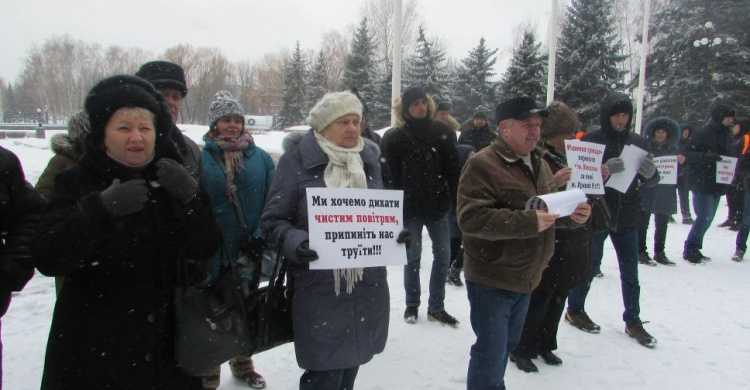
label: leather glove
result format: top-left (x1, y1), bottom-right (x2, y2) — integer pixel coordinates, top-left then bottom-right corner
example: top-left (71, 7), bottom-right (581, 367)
top-left (396, 229), bottom-right (411, 248)
top-left (638, 154), bottom-right (657, 179)
top-left (705, 152), bottom-right (722, 162)
top-left (100, 178), bottom-right (149, 217)
top-left (605, 157), bottom-right (625, 174)
top-left (155, 158), bottom-right (198, 203)
top-left (296, 241), bottom-right (319, 263)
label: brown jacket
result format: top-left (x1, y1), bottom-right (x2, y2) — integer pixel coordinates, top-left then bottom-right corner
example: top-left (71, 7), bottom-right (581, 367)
top-left (457, 135), bottom-right (561, 293)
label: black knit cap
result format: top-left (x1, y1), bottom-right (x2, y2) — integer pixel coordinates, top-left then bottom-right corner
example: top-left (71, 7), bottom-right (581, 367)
top-left (495, 96), bottom-right (549, 124)
top-left (84, 75), bottom-right (174, 149)
top-left (136, 61), bottom-right (188, 97)
top-left (401, 86), bottom-right (427, 110)
top-left (710, 103), bottom-right (735, 122)
top-left (473, 110), bottom-right (488, 120)
top-left (436, 101), bottom-right (452, 112)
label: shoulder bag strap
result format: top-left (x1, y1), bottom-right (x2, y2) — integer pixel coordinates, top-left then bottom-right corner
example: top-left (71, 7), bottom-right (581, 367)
top-left (210, 152), bottom-right (248, 231)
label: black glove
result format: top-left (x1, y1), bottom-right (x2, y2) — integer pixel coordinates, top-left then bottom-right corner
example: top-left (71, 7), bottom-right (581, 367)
top-left (296, 241), bottom-right (319, 263)
top-left (705, 152), bottom-right (722, 162)
top-left (396, 229), bottom-right (411, 248)
top-left (155, 158), bottom-right (198, 203)
top-left (100, 178), bottom-right (149, 217)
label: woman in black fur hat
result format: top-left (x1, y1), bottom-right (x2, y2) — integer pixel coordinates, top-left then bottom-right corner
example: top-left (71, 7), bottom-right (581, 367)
top-left (32, 75), bottom-right (220, 390)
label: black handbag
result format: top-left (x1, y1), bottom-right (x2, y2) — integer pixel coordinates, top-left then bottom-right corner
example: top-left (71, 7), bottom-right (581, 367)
top-left (174, 241), bottom-right (251, 376)
top-left (244, 244), bottom-right (294, 354)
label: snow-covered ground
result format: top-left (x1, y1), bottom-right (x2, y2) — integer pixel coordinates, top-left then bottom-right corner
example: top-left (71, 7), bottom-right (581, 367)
top-left (3, 129), bottom-right (750, 390)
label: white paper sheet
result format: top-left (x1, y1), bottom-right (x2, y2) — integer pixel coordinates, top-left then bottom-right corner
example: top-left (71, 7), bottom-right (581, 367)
top-left (605, 144), bottom-right (648, 193)
top-left (525, 189), bottom-right (587, 217)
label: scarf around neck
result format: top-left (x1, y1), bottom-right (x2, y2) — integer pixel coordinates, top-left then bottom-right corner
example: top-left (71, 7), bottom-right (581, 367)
top-left (213, 133), bottom-right (252, 201)
top-left (313, 131), bottom-right (367, 295)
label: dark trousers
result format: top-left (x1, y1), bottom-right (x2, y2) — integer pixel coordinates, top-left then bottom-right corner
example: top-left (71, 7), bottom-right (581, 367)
top-left (300, 366), bottom-right (359, 390)
top-left (449, 237), bottom-right (463, 271)
top-left (727, 184), bottom-right (744, 222)
top-left (638, 212), bottom-right (670, 255)
top-left (512, 289), bottom-right (567, 358)
top-left (677, 176), bottom-right (692, 218)
top-left (735, 192), bottom-right (750, 252)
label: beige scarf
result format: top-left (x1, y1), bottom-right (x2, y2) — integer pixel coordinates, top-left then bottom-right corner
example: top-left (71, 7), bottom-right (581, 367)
top-left (314, 132), bottom-right (367, 295)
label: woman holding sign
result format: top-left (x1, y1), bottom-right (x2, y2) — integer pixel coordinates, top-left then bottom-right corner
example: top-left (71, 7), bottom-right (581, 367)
top-left (637, 117), bottom-right (681, 266)
top-left (260, 91), bottom-right (409, 390)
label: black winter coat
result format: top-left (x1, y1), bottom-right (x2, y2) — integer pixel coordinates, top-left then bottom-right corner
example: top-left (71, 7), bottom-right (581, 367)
top-left (458, 123), bottom-right (496, 152)
top-left (381, 118), bottom-right (460, 219)
top-left (640, 117), bottom-right (680, 216)
top-left (536, 143), bottom-right (591, 291)
top-left (0, 146), bottom-right (45, 317)
top-left (260, 131), bottom-right (390, 371)
top-left (32, 142), bottom-right (220, 389)
top-left (582, 94), bottom-right (658, 233)
top-left (684, 119), bottom-right (733, 195)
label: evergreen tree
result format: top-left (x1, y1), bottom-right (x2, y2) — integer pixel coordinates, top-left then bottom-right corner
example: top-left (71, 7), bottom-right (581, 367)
top-left (452, 37), bottom-right (499, 120)
top-left (499, 30), bottom-right (547, 103)
top-left (278, 42), bottom-right (307, 128)
top-left (370, 65), bottom-right (394, 128)
top-left (341, 18), bottom-right (376, 100)
top-left (305, 50), bottom-right (328, 113)
top-left (406, 25), bottom-right (449, 99)
top-left (556, 0), bottom-right (627, 126)
top-left (644, 0), bottom-right (750, 126)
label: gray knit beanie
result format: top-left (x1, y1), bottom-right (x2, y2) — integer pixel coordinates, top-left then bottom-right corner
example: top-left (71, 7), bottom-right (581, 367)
top-left (208, 90), bottom-right (244, 130)
top-left (307, 91), bottom-right (362, 132)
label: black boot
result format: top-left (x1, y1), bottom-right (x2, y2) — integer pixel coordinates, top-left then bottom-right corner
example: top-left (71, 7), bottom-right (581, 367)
top-left (447, 266), bottom-right (463, 287)
top-left (509, 352), bottom-right (538, 373)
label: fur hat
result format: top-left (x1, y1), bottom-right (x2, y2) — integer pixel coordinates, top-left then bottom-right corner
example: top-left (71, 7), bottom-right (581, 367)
top-left (401, 86), bottom-right (427, 112)
top-left (495, 96), bottom-right (549, 124)
top-left (541, 101), bottom-right (579, 140)
top-left (67, 110), bottom-right (91, 147)
top-left (307, 91), bottom-right (362, 132)
top-left (208, 91), bottom-right (244, 130)
top-left (710, 103), bottom-right (735, 123)
top-left (84, 75), bottom-right (172, 144)
top-left (135, 61), bottom-right (188, 96)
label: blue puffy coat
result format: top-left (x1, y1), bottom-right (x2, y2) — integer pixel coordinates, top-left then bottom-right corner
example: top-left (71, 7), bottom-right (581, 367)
top-left (201, 136), bottom-right (275, 268)
top-left (260, 130), bottom-right (390, 371)
top-left (640, 117), bottom-right (681, 215)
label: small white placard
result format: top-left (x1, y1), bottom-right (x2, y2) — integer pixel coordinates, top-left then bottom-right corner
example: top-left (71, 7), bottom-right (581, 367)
top-left (653, 156), bottom-right (678, 185)
top-left (525, 189), bottom-right (587, 217)
top-left (564, 140), bottom-right (606, 195)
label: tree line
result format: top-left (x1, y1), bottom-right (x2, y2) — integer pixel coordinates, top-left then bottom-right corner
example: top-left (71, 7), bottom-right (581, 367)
top-left (1, 0), bottom-right (748, 131)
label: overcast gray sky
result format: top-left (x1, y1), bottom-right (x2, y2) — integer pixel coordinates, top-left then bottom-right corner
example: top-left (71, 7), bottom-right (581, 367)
top-left (0, 0), bottom-right (567, 83)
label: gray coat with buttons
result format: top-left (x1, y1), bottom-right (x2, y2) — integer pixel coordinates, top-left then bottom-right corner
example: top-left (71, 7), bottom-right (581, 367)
top-left (260, 130), bottom-right (390, 371)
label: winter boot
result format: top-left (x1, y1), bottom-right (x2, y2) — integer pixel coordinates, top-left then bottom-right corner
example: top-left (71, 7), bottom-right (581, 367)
top-left (683, 252), bottom-right (705, 264)
top-left (202, 366), bottom-right (221, 390)
top-left (229, 357), bottom-right (267, 389)
top-left (653, 252), bottom-right (676, 266)
top-left (564, 311), bottom-right (601, 333)
top-left (682, 216), bottom-right (694, 225)
top-left (731, 250), bottom-right (744, 262)
top-left (404, 306), bottom-right (418, 324)
top-left (625, 321), bottom-right (657, 348)
top-left (718, 219), bottom-right (733, 228)
top-left (427, 310), bottom-right (460, 328)
top-left (447, 265), bottom-right (463, 287)
top-left (638, 252), bottom-right (657, 267)
top-left (539, 350), bottom-right (563, 366)
top-left (509, 352), bottom-right (538, 373)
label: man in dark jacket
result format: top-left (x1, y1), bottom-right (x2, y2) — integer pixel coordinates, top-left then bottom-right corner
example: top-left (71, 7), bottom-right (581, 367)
top-left (136, 61), bottom-right (203, 181)
top-left (459, 110), bottom-right (496, 152)
top-left (683, 103), bottom-right (735, 263)
top-left (457, 97), bottom-right (590, 389)
top-left (566, 93), bottom-right (659, 348)
top-left (381, 86), bottom-right (461, 327)
top-left (677, 124), bottom-right (693, 224)
top-left (0, 146), bottom-right (45, 385)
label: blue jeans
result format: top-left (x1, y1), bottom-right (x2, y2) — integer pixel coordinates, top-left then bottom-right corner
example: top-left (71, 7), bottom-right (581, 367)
top-left (735, 193), bottom-right (750, 252)
top-left (300, 366), bottom-right (359, 390)
top-left (466, 281), bottom-right (530, 390)
top-left (684, 192), bottom-right (721, 254)
top-left (404, 212), bottom-right (451, 313)
top-left (568, 229), bottom-right (641, 325)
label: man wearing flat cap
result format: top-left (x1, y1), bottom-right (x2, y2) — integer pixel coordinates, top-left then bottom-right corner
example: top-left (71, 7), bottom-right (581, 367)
top-left (459, 110), bottom-right (496, 152)
top-left (136, 61), bottom-right (202, 181)
top-left (381, 86), bottom-right (461, 328)
top-left (457, 96), bottom-right (591, 390)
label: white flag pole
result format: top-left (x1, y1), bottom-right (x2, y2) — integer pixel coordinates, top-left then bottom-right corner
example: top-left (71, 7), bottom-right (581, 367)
top-left (546, 0), bottom-right (559, 105)
top-left (391, 0), bottom-right (403, 128)
top-left (634, 0), bottom-right (652, 135)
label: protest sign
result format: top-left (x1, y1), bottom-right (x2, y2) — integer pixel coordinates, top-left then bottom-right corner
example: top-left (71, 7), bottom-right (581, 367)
top-left (605, 144), bottom-right (648, 193)
top-left (564, 140), bottom-right (605, 194)
top-left (306, 187), bottom-right (406, 270)
top-left (653, 156), bottom-right (678, 185)
top-left (526, 189), bottom-right (587, 217)
top-left (716, 156), bottom-right (738, 185)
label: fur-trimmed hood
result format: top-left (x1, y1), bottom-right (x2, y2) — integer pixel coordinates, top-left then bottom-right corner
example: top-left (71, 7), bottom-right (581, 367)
top-left (50, 134), bottom-right (84, 162)
top-left (644, 116), bottom-right (681, 148)
top-left (436, 114), bottom-right (461, 132)
top-left (392, 94), bottom-right (437, 127)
